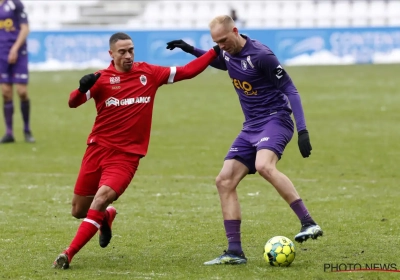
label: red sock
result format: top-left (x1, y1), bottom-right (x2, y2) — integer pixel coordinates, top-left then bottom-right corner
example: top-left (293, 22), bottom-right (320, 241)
top-left (66, 209), bottom-right (105, 261)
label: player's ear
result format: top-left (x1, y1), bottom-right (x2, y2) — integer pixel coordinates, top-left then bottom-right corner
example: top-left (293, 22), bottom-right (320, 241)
top-left (108, 50), bottom-right (113, 59)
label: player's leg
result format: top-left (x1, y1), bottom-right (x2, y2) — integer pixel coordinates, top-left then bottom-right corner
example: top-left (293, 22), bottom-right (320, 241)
top-left (53, 186), bottom-right (115, 270)
top-left (256, 149), bottom-right (300, 203)
top-left (15, 83), bottom-right (34, 142)
top-left (0, 83), bottom-right (14, 143)
top-left (53, 144), bottom-right (102, 269)
top-left (69, 145), bottom-right (103, 218)
top-left (53, 146), bottom-right (140, 269)
top-left (204, 135), bottom-right (253, 265)
top-left (95, 151), bottom-right (140, 249)
top-left (254, 114), bottom-right (322, 243)
top-left (0, 55), bottom-right (14, 143)
top-left (13, 52), bottom-right (34, 142)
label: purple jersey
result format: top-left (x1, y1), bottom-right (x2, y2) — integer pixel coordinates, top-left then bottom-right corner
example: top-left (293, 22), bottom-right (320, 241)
top-left (0, 0), bottom-right (28, 51)
top-left (193, 35), bottom-right (307, 132)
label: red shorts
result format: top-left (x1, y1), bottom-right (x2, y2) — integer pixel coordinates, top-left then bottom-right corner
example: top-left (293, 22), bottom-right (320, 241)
top-left (74, 144), bottom-right (140, 197)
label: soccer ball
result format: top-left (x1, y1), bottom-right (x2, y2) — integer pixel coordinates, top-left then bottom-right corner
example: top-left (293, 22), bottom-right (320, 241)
top-left (263, 236), bottom-right (296, 267)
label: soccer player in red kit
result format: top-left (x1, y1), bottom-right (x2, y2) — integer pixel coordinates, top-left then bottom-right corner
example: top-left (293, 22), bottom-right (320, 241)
top-left (52, 32), bottom-right (220, 269)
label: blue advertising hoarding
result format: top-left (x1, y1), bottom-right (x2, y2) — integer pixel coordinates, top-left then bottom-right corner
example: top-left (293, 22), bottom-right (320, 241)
top-left (27, 27), bottom-right (400, 70)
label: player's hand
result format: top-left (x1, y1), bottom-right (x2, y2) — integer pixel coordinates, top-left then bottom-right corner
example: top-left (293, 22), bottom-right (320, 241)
top-left (78, 73), bottom-right (101, 93)
top-left (298, 129), bottom-right (312, 158)
top-left (212, 45), bottom-right (221, 56)
top-left (8, 47), bottom-right (18, 64)
top-left (166, 39), bottom-right (194, 54)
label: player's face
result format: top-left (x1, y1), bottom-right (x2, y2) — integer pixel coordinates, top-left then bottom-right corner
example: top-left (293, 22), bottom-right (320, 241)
top-left (109, 39), bottom-right (134, 72)
top-left (210, 24), bottom-right (240, 55)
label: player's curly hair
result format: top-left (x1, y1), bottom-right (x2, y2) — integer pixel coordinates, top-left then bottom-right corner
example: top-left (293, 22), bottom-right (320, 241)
top-left (109, 32), bottom-right (132, 47)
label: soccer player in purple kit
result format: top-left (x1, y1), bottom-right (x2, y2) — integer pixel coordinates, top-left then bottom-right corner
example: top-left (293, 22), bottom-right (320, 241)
top-left (0, 0), bottom-right (34, 143)
top-left (166, 15), bottom-right (323, 265)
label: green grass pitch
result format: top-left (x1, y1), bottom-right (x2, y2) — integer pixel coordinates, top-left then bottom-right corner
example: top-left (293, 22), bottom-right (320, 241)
top-left (0, 64), bottom-right (399, 279)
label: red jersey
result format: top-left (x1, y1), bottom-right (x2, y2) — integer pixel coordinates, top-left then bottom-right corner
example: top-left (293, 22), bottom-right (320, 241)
top-left (68, 48), bottom-right (217, 156)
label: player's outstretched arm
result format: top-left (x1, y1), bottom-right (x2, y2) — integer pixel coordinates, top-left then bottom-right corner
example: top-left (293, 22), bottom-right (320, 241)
top-left (166, 40), bottom-right (227, 71)
top-left (68, 73), bottom-right (101, 108)
top-left (172, 46), bottom-right (220, 82)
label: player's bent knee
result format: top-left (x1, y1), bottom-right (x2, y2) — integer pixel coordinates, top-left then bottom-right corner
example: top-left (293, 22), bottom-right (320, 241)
top-left (91, 185), bottom-right (118, 210)
top-left (215, 174), bottom-right (236, 192)
top-left (71, 208), bottom-right (87, 219)
top-left (71, 201), bottom-right (91, 218)
top-left (256, 164), bottom-right (276, 181)
top-left (71, 194), bottom-right (93, 218)
top-left (71, 202), bottom-right (91, 218)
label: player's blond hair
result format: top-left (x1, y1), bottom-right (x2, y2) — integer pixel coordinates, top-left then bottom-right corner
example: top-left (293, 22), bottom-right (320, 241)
top-left (209, 15), bottom-right (235, 30)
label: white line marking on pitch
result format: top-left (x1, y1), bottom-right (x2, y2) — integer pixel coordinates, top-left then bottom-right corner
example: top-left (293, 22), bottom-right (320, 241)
top-left (1, 172), bottom-right (377, 184)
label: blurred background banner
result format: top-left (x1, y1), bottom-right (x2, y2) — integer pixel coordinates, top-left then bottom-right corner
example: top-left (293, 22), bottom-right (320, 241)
top-left (27, 27), bottom-right (400, 71)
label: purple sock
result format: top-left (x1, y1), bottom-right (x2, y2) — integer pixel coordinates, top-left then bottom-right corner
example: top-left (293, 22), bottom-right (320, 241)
top-left (20, 100), bottom-right (30, 133)
top-left (290, 199), bottom-right (315, 225)
top-left (224, 220), bottom-right (242, 254)
top-left (3, 100), bottom-right (14, 135)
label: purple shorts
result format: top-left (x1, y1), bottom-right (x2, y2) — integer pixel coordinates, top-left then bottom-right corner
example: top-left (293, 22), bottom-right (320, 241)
top-left (225, 112), bottom-right (294, 174)
top-left (0, 49), bottom-right (29, 84)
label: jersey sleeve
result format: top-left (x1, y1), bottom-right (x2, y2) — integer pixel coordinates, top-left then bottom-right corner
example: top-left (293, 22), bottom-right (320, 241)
top-left (151, 65), bottom-right (177, 86)
top-left (68, 72), bottom-right (101, 108)
top-left (257, 53), bottom-right (292, 89)
top-left (192, 47), bottom-right (227, 70)
top-left (151, 48), bottom-right (218, 86)
top-left (12, 0), bottom-right (28, 24)
top-left (258, 53), bottom-right (307, 132)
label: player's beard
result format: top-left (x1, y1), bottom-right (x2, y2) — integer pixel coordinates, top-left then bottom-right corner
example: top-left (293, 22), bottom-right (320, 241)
top-left (123, 61), bottom-right (133, 71)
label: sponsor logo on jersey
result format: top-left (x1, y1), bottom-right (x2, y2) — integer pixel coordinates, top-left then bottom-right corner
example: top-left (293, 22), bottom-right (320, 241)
top-left (109, 76), bottom-right (120, 84)
top-left (0, 18), bottom-right (15, 32)
top-left (105, 97), bottom-right (120, 107)
top-left (232, 78), bottom-right (257, 96)
top-left (105, 96), bottom-right (151, 107)
top-left (140, 75), bottom-right (147, 85)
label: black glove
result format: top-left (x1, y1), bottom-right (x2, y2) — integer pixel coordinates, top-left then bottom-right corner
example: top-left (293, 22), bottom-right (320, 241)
top-left (212, 45), bottom-right (221, 56)
top-left (298, 129), bottom-right (312, 158)
top-left (166, 39), bottom-right (194, 54)
top-left (78, 73), bottom-right (101, 93)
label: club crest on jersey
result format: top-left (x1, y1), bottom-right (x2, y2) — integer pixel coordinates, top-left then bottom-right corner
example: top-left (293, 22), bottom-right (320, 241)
top-left (110, 76), bottom-right (120, 84)
top-left (140, 75), bottom-right (147, 85)
top-left (241, 60), bottom-right (248, 70)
